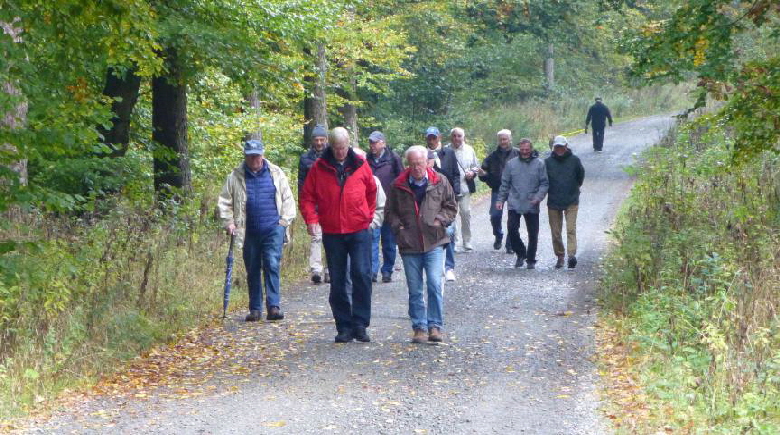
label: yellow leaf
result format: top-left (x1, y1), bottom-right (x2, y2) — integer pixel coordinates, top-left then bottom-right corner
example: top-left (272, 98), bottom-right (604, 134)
top-left (262, 421), bottom-right (287, 427)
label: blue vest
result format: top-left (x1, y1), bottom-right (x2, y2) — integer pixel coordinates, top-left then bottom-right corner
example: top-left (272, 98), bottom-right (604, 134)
top-left (245, 163), bottom-right (280, 235)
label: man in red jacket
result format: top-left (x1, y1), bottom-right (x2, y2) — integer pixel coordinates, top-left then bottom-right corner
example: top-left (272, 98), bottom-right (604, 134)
top-left (300, 127), bottom-right (378, 343)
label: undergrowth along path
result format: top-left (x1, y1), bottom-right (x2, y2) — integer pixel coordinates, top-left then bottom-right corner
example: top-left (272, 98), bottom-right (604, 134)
top-left (18, 115), bottom-right (675, 434)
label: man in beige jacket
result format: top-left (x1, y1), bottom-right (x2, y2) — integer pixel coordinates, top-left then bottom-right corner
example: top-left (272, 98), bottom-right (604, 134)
top-left (218, 139), bottom-right (296, 322)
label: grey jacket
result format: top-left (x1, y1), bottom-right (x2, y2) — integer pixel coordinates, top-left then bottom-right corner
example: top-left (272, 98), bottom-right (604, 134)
top-left (497, 154), bottom-right (549, 213)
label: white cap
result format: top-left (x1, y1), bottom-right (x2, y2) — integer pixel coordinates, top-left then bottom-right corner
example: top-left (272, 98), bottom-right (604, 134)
top-left (552, 135), bottom-right (568, 147)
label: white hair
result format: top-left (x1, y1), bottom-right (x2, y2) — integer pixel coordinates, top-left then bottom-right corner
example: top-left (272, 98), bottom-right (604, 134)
top-left (450, 127), bottom-right (465, 137)
top-left (329, 127), bottom-right (351, 148)
top-left (405, 145), bottom-right (428, 162)
top-left (497, 129), bottom-right (512, 138)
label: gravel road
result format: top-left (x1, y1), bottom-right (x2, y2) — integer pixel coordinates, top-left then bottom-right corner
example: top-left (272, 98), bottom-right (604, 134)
top-left (24, 115), bottom-right (674, 435)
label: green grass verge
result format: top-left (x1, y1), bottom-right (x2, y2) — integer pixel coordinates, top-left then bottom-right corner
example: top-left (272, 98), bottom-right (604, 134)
top-left (598, 118), bottom-right (780, 434)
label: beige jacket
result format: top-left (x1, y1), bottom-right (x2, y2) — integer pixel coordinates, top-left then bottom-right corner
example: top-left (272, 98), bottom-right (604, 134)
top-left (370, 175), bottom-right (386, 230)
top-left (217, 160), bottom-right (296, 249)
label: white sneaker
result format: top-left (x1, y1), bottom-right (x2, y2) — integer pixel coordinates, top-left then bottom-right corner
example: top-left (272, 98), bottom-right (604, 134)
top-left (445, 269), bottom-right (456, 282)
top-left (463, 244), bottom-right (474, 252)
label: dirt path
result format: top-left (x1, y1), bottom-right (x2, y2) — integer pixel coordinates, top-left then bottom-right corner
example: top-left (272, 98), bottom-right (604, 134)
top-left (23, 115), bottom-right (674, 434)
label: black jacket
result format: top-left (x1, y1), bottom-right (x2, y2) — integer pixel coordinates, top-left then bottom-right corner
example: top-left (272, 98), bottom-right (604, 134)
top-left (545, 149), bottom-right (585, 210)
top-left (367, 149), bottom-right (404, 194)
top-left (479, 146), bottom-right (519, 191)
top-left (585, 102), bottom-right (613, 129)
top-left (431, 146), bottom-right (461, 197)
top-left (297, 148), bottom-right (325, 190)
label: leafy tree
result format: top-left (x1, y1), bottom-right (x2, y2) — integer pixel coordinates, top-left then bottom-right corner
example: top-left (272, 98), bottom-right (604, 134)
top-left (620, 0), bottom-right (780, 157)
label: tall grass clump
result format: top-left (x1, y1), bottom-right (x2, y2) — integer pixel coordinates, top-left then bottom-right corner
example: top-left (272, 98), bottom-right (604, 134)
top-left (599, 116), bottom-right (780, 433)
top-left (465, 83), bottom-right (694, 147)
top-left (0, 192), bottom-right (311, 417)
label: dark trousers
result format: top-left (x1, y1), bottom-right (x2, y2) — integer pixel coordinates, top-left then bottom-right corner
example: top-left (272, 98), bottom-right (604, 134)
top-left (507, 210), bottom-right (539, 262)
top-left (490, 190), bottom-right (510, 247)
top-left (323, 230), bottom-right (373, 332)
top-left (592, 126), bottom-right (605, 151)
top-left (243, 226), bottom-right (285, 312)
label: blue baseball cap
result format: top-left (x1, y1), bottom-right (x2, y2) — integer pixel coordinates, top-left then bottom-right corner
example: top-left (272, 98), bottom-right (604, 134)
top-left (243, 139), bottom-right (265, 155)
top-left (368, 131), bottom-right (386, 142)
top-left (425, 126), bottom-right (440, 137)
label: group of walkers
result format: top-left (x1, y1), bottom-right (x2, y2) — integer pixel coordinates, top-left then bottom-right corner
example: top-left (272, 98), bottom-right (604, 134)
top-left (217, 98), bottom-right (612, 344)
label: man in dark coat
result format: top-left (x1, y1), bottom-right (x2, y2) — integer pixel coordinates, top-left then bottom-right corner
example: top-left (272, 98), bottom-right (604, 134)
top-left (545, 135), bottom-right (585, 269)
top-left (585, 97), bottom-right (613, 152)
top-left (425, 126), bottom-right (460, 282)
top-left (298, 125), bottom-right (329, 284)
top-left (478, 129), bottom-right (519, 253)
top-left (366, 131), bottom-right (404, 283)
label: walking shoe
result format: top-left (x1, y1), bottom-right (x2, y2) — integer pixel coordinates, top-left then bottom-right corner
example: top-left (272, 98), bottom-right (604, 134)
top-left (463, 244), bottom-right (474, 252)
top-left (555, 256), bottom-right (565, 269)
top-left (506, 246), bottom-right (514, 255)
top-left (382, 272), bottom-right (392, 283)
top-left (266, 306), bottom-right (284, 321)
top-left (514, 257), bottom-right (524, 268)
top-left (411, 329), bottom-right (427, 344)
top-left (371, 273), bottom-right (378, 283)
top-left (353, 327), bottom-right (371, 343)
top-left (245, 310), bottom-right (262, 322)
top-left (567, 256), bottom-right (577, 269)
top-left (445, 269), bottom-right (456, 282)
top-left (335, 330), bottom-right (353, 343)
top-left (526, 261), bottom-right (536, 270)
top-left (311, 273), bottom-right (322, 284)
top-left (493, 236), bottom-right (502, 250)
top-left (428, 327), bottom-right (443, 343)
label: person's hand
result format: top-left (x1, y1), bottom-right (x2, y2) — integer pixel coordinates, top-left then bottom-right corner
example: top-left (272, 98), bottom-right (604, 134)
top-left (495, 202), bottom-right (503, 210)
top-left (433, 219), bottom-right (442, 226)
top-left (477, 168), bottom-right (486, 176)
top-left (307, 223), bottom-right (320, 236)
top-left (226, 224), bottom-right (236, 236)
top-left (465, 170), bottom-right (475, 180)
top-left (530, 198), bottom-right (540, 206)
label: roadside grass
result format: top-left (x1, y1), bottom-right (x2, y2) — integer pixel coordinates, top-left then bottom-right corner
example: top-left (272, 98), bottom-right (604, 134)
top-left (466, 83), bottom-right (694, 148)
top-left (0, 191), bottom-right (310, 419)
top-left (598, 119), bottom-right (780, 433)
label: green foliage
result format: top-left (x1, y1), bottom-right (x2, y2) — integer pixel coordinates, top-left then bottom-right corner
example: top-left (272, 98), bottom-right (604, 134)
top-left (621, 0), bottom-right (780, 157)
top-left (600, 118), bottom-right (780, 433)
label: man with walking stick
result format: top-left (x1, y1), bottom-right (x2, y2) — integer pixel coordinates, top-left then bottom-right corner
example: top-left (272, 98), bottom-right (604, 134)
top-left (218, 139), bottom-right (297, 322)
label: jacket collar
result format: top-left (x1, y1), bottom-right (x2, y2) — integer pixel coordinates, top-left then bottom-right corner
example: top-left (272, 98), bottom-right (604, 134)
top-left (394, 167), bottom-right (440, 189)
top-left (319, 147), bottom-right (364, 171)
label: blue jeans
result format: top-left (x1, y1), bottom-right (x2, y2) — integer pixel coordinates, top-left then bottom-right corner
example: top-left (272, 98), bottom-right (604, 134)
top-left (444, 224), bottom-right (455, 271)
top-left (370, 227), bottom-right (381, 275)
top-left (242, 225), bottom-right (285, 312)
top-left (379, 221), bottom-right (398, 275)
top-left (401, 246), bottom-right (444, 331)
top-left (323, 230), bottom-right (373, 332)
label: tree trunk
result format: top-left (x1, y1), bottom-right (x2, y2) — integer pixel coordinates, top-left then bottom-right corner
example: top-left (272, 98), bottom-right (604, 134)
top-left (303, 43), bottom-right (328, 144)
top-left (1, 19), bottom-right (27, 222)
top-left (99, 67), bottom-right (141, 157)
top-left (544, 42), bottom-right (555, 90)
top-left (243, 90), bottom-right (262, 141)
top-left (152, 48), bottom-right (192, 198)
top-left (337, 76), bottom-right (359, 148)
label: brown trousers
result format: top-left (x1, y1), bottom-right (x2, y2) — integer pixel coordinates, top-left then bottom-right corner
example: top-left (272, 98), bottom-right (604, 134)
top-left (548, 204), bottom-right (578, 257)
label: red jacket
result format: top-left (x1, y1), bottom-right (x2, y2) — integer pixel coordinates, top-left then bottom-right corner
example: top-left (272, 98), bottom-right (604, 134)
top-left (300, 148), bottom-right (377, 234)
